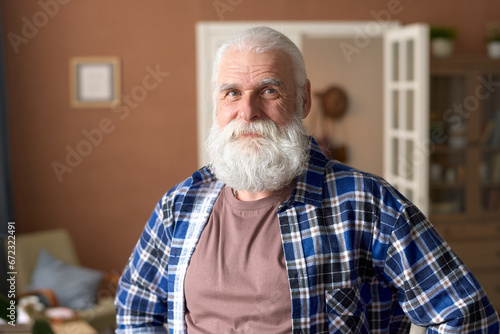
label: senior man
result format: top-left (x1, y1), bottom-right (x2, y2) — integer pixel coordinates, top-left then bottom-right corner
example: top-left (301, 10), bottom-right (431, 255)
top-left (115, 27), bottom-right (499, 333)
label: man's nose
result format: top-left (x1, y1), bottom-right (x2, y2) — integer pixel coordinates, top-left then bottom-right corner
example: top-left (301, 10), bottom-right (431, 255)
top-left (238, 94), bottom-right (262, 122)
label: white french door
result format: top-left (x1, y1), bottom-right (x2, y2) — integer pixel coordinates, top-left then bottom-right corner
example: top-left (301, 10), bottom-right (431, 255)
top-left (383, 24), bottom-right (430, 215)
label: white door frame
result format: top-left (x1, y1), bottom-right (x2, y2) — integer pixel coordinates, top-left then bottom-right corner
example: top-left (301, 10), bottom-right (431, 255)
top-left (196, 20), bottom-right (401, 167)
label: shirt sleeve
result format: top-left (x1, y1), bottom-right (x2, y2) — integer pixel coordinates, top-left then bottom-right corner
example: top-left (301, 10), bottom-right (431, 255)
top-left (383, 204), bottom-right (500, 332)
top-left (114, 198), bottom-right (171, 333)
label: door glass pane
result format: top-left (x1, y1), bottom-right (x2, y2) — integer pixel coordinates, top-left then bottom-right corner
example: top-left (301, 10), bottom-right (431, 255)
top-left (406, 90), bottom-right (414, 131)
top-left (481, 152), bottom-right (500, 211)
top-left (429, 148), bottom-right (466, 215)
top-left (392, 42), bottom-right (399, 82)
top-left (392, 90), bottom-right (399, 129)
top-left (405, 140), bottom-right (414, 180)
top-left (430, 76), bottom-right (467, 148)
top-left (430, 188), bottom-right (464, 214)
top-left (406, 39), bottom-right (414, 81)
top-left (405, 188), bottom-right (414, 203)
top-left (392, 138), bottom-right (399, 176)
top-left (480, 74), bottom-right (500, 212)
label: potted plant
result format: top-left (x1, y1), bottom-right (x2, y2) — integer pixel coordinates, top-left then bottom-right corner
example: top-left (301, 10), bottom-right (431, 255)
top-left (430, 26), bottom-right (456, 58)
top-left (486, 21), bottom-right (500, 59)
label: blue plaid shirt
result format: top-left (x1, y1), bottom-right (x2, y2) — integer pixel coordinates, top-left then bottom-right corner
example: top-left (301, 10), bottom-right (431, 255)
top-left (115, 137), bottom-right (499, 333)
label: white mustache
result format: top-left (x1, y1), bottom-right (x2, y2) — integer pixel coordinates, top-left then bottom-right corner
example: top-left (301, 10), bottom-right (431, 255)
top-left (225, 120), bottom-right (281, 140)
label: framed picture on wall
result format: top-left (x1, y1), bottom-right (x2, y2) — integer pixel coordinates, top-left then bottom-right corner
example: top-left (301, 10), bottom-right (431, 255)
top-left (69, 56), bottom-right (121, 108)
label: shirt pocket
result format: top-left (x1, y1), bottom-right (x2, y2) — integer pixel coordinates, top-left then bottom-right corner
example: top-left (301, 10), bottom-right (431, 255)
top-left (325, 287), bottom-right (368, 334)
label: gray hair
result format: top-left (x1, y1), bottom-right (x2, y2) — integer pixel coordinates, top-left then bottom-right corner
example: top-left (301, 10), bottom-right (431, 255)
top-left (211, 26), bottom-right (308, 117)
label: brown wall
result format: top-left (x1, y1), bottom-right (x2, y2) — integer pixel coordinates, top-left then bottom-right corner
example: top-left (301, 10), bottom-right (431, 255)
top-left (2, 0), bottom-right (500, 273)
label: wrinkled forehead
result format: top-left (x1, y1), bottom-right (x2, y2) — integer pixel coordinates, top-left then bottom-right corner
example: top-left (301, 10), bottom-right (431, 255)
top-left (217, 48), bottom-right (294, 84)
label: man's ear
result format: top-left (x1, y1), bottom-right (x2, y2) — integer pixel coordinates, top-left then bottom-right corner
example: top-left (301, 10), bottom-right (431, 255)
top-left (301, 80), bottom-right (312, 119)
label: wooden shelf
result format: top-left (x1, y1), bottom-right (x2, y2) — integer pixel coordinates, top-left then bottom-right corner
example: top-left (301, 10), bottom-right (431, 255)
top-left (431, 145), bottom-right (467, 153)
top-left (431, 56), bottom-right (500, 72)
top-left (482, 181), bottom-right (500, 188)
top-left (430, 181), bottom-right (465, 189)
top-left (481, 146), bottom-right (500, 153)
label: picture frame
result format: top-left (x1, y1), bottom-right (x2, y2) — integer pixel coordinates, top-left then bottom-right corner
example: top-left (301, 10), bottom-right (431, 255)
top-left (69, 56), bottom-right (121, 108)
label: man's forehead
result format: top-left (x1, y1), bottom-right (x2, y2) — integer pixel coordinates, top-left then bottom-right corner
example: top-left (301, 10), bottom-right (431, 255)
top-left (217, 48), bottom-right (293, 84)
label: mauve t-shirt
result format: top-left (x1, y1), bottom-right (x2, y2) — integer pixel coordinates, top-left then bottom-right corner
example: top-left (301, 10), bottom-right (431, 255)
top-left (184, 184), bottom-right (294, 333)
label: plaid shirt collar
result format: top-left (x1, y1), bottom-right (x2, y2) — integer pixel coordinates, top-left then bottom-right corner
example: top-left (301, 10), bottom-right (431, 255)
top-left (290, 138), bottom-right (328, 208)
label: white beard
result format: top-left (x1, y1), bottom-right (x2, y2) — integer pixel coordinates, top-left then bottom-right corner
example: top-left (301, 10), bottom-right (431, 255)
top-left (206, 117), bottom-right (310, 193)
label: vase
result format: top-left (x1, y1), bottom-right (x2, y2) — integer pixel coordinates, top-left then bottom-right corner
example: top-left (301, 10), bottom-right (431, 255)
top-left (487, 41), bottom-right (500, 59)
top-left (431, 38), bottom-right (454, 58)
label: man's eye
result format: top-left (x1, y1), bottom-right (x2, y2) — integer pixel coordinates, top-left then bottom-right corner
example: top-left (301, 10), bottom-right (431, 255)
top-left (264, 88), bottom-right (277, 94)
top-left (227, 91), bottom-right (239, 97)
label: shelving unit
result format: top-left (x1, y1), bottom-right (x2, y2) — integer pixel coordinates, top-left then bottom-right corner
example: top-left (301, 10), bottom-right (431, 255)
top-left (429, 56), bottom-right (500, 311)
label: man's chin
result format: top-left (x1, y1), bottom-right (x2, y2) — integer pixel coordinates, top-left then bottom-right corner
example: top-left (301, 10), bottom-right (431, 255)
top-left (211, 156), bottom-right (299, 193)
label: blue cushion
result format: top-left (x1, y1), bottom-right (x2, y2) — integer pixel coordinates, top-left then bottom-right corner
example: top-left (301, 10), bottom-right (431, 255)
top-left (28, 249), bottom-right (103, 310)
